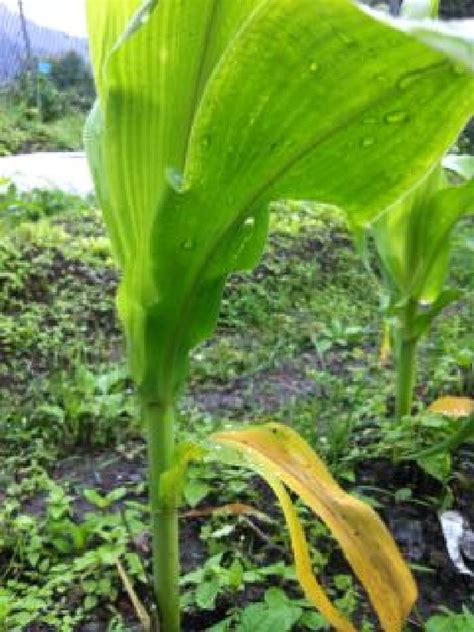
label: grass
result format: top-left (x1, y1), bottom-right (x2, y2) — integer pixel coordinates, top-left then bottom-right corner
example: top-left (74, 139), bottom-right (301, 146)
top-left (0, 188), bottom-right (473, 630)
top-left (0, 95), bottom-right (86, 156)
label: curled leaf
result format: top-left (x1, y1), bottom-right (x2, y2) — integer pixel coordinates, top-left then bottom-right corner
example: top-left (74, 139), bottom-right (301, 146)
top-left (212, 423), bottom-right (417, 632)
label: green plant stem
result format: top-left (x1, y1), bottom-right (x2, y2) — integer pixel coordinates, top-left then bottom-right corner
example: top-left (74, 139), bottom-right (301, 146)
top-left (144, 401), bottom-right (180, 632)
top-left (395, 300), bottom-right (418, 420)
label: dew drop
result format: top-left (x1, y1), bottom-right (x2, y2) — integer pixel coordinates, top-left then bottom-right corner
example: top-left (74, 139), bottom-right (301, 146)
top-left (244, 217), bottom-right (256, 229)
top-left (165, 167), bottom-right (187, 193)
top-left (229, 217), bottom-right (257, 264)
top-left (309, 61), bottom-right (319, 73)
top-left (181, 239), bottom-right (195, 251)
top-left (360, 137), bottom-right (375, 148)
top-left (384, 110), bottom-right (409, 124)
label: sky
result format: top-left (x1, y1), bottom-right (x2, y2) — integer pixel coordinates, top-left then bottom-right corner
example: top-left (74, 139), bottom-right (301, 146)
top-left (1, 0), bottom-right (87, 37)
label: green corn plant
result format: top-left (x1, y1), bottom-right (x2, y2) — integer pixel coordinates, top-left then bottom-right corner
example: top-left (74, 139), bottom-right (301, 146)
top-left (85, 0), bottom-right (474, 629)
top-left (363, 156), bottom-right (474, 419)
top-left (355, 0), bottom-right (474, 420)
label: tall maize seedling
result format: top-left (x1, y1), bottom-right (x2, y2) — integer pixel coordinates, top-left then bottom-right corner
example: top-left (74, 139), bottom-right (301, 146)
top-left (84, 0), bottom-right (474, 629)
top-left (354, 0), bottom-right (474, 420)
top-left (358, 155), bottom-right (474, 419)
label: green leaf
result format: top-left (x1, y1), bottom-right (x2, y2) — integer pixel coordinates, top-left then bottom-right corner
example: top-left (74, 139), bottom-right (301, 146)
top-left (413, 178), bottom-right (474, 300)
top-left (83, 488), bottom-right (108, 510)
top-left (228, 559), bottom-right (244, 590)
top-left (426, 610), bottom-right (474, 632)
top-left (239, 596), bottom-right (302, 632)
top-left (416, 452), bottom-right (451, 482)
top-left (159, 443), bottom-right (203, 509)
top-left (371, 166), bottom-right (474, 306)
top-left (183, 479), bottom-right (210, 508)
top-left (195, 577), bottom-right (220, 610)
top-left (86, 0), bottom-right (474, 400)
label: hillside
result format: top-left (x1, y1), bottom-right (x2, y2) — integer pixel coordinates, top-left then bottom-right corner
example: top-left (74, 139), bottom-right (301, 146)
top-left (0, 3), bottom-right (89, 84)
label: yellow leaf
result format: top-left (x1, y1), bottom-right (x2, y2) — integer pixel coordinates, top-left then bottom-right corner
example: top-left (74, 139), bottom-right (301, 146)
top-left (429, 396), bottom-right (474, 418)
top-left (212, 423), bottom-right (417, 632)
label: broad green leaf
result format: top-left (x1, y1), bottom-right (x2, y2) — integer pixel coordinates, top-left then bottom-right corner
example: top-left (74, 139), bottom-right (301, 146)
top-left (86, 0), bottom-right (474, 400)
top-left (212, 423), bottom-right (417, 632)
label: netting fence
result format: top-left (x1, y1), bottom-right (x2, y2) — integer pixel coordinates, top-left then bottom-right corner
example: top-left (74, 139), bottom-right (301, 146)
top-left (0, 1), bottom-right (89, 88)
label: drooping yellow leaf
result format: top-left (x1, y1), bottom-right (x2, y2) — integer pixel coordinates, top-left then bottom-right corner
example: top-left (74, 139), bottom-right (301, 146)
top-left (429, 396), bottom-right (474, 418)
top-left (212, 423), bottom-right (417, 632)
top-left (264, 471), bottom-right (356, 631)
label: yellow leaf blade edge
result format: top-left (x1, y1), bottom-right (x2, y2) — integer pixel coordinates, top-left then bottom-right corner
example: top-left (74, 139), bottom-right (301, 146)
top-left (212, 423), bottom-right (417, 632)
top-left (265, 468), bottom-right (355, 631)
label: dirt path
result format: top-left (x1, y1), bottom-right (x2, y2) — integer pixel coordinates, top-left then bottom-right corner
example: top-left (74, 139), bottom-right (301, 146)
top-left (0, 151), bottom-right (93, 196)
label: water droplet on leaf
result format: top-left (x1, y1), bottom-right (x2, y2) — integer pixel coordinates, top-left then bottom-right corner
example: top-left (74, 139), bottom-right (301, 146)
top-left (244, 217), bottom-right (256, 229)
top-left (360, 137), bottom-right (375, 148)
top-left (165, 167), bottom-right (187, 193)
top-left (181, 239), bottom-right (195, 251)
top-left (384, 110), bottom-right (409, 124)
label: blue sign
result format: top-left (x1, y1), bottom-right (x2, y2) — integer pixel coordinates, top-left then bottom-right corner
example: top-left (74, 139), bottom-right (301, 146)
top-left (37, 62), bottom-right (52, 76)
